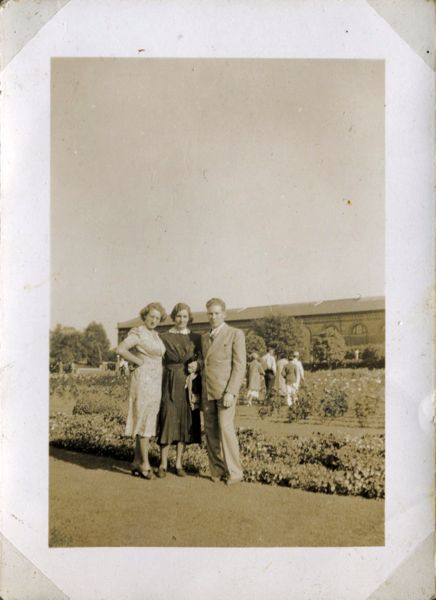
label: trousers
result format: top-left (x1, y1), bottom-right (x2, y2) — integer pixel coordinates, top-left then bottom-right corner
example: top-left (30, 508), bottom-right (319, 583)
top-left (202, 398), bottom-right (243, 481)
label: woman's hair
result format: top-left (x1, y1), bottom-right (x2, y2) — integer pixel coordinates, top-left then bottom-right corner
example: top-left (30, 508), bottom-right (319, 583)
top-left (139, 302), bottom-right (167, 322)
top-left (250, 352), bottom-right (259, 360)
top-left (171, 302), bottom-right (194, 324)
top-left (206, 297), bottom-right (226, 311)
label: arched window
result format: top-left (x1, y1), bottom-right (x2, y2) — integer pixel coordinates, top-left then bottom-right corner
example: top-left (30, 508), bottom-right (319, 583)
top-left (351, 324), bottom-right (367, 335)
top-left (350, 323), bottom-right (368, 344)
top-left (324, 325), bottom-right (339, 334)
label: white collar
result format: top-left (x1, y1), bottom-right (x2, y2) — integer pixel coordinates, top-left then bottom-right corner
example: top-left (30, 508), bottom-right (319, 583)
top-left (210, 322), bottom-right (226, 336)
top-left (168, 327), bottom-right (191, 335)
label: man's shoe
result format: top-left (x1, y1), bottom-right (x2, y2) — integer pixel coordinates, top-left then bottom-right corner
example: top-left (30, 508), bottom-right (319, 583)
top-left (210, 474), bottom-right (226, 483)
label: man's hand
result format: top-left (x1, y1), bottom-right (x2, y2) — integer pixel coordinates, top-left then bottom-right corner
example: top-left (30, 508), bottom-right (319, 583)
top-left (222, 392), bottom-right (235, 408)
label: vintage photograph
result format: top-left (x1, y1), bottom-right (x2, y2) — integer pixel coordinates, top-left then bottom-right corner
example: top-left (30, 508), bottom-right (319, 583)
top-left (49, 57), bottom-right (385, 547)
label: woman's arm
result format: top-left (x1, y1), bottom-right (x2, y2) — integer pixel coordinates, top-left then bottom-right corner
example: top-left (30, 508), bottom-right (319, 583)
top-left (116, 337), bottom-right (143, 367)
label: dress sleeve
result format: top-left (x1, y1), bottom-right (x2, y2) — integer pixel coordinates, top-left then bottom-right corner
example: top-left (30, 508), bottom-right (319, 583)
top-left (122, 327), bottom-right (141, 349)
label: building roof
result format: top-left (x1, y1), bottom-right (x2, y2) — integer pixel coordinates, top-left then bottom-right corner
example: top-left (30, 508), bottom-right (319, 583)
top-left (117, 296), bottom-right (385, 329)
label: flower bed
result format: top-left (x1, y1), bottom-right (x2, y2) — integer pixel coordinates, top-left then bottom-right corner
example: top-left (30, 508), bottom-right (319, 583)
top-left (49, 414), bottom-right (384, 499)
top-left (257, 368), bottom-right (384, 428)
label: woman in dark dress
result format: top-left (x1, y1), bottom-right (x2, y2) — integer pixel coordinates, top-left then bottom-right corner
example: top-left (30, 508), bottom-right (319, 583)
top-left (156, 303), bottom-right (202, 477)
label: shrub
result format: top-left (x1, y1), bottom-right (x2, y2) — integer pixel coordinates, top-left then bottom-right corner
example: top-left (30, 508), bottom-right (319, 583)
top-left (360, 345), bottom-right (385, 368)
top-left (319, 382), bottom-right (349, 418)
top-left (311, 330), bottom-right (347, 367)
top-left (49, 416), bottom-right (384, 498)
top-left (73, 395), bottom-right (127, 424)
top-left (245, 330), bottom-right (267, 358)
top-left (287, 386), bottom-right (312, 422)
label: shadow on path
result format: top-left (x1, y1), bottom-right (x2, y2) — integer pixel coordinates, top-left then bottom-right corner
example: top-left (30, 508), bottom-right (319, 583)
top-left (49, 445), bottom-right (212, 481)
top-left (50, 445), bottom-right (132, 475)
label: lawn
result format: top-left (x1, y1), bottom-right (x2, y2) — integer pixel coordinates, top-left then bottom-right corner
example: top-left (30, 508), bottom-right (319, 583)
top-left (49, 370), bottom-right (385, 547)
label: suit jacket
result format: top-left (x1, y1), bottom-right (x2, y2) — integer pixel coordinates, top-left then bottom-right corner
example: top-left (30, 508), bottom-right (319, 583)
top-left (282, 361), bottom-right (299, 385)
top-left (200, 323), bottom-right (246, 400)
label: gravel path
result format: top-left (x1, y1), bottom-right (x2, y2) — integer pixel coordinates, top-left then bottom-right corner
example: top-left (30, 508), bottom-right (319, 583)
top-left (50, 448), bottom-right (384, 547)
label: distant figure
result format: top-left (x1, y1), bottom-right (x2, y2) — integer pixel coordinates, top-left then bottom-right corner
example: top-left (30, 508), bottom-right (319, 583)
top-left (261, 347), bottom-right (276, 400)
top-left (246, 352), bottom-right (264, 406)
top-left (275, 353), bottom-right (289, 399)
top-left (119, 357), bottom-right (129, 378)
top-left (282, 359), bottom-right (300, 407)
top-left (291, 351), bottom-right (305, 383)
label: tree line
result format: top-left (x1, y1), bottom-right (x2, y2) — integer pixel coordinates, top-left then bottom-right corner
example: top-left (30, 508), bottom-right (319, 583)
top-left (50, 316), bottom-right (384, 371)
top-left (50, 322), bottom-right (114, 369)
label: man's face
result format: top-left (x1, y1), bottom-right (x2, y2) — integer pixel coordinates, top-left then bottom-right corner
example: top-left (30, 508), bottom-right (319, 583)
top-left (207, 304), bottom-right (226, 329)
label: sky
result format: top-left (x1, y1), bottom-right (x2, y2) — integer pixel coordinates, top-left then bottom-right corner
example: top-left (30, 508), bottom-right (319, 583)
top-left (51, 58), bottom-right (384, 346)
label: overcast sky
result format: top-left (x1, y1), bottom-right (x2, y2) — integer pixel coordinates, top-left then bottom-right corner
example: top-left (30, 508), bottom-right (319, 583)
top-left (51, 58), bottom-right (384, 345)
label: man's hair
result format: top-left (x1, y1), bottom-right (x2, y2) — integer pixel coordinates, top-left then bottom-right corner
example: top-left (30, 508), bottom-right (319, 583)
top-left (206, 298), bottom-right (226, 311)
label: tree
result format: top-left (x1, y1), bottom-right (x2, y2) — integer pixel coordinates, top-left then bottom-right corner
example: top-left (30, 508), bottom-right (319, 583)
top-left (50, 324), bottom-right (87, 365)
top-left (311, 329), bottom-right (347, 366)
top-left (251, 316), bottom-right (309, 360)
top-left (245, 330), bottom-right (267, 358)
top-left (82, 322), bottom-right (111, 366)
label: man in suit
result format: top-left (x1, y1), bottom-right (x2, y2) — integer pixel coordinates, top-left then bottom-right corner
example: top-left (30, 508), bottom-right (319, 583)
top-left (200, 298), bottom-right (246, 485)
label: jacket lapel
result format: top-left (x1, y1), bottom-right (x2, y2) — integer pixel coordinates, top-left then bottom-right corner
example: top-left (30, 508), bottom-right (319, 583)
top-left (206, 323), bottom-right (228, 357)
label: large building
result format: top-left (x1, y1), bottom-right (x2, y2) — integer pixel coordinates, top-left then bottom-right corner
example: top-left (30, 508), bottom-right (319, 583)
top-left (117, 296), bottom-right (385, 348)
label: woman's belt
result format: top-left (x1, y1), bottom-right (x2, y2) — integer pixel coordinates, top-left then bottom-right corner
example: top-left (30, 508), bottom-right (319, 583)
top-left (165, 363), bottom-right (186, 370)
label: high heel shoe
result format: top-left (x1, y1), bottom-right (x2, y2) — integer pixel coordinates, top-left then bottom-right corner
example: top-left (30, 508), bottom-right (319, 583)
top-left (131, 464), bottom-right (155, 480)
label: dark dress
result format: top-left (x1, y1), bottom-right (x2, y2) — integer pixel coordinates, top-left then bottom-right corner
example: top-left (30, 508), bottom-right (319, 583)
top-left (157, 331), bottom-right (202, 445)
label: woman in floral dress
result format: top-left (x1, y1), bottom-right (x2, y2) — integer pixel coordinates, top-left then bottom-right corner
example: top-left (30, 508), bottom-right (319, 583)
top-left (117, 302), bottom-right (167, 479)
top-left (156, 303), bottom-right (202, 478)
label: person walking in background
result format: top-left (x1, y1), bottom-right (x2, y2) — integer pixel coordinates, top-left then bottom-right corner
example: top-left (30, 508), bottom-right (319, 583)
top-left (261, 346), bottom-right (276, 401)
top-left (246, 352), bottom-right (264, 406)
top-left (291, 351), bottom-right (305, 384)
top-left (275, 353), bottom-right (289, 401)
top-left (119, 357), bottom-right (130, 378)
top-left (117, 302), bottom-right (167, 480)
top-left (200, 298), bottom-right (246, 485)
top-left (156, 302), bottom-right (202, 478)
top-left (282, 357), bottom-right (301, 407)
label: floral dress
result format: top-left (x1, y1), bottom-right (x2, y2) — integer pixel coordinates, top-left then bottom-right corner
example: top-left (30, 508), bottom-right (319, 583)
top-left (124, 326), bottom-right (166, 438)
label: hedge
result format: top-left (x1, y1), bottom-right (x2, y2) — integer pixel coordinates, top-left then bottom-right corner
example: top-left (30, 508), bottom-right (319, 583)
top-left (49, 414), bottom-right (384, 499)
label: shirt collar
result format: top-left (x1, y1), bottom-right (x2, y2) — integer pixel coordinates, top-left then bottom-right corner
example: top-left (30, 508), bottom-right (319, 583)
top-left (210, 322), bottom-right (226, 337)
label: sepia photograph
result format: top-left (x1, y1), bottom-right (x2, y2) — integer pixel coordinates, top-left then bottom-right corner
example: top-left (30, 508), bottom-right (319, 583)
top-left (2, 1), bottom-right (434, 598)
top-left (49, 57), bottom-right (385, 548)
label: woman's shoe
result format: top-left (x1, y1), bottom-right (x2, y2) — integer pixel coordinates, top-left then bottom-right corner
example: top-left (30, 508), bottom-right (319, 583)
top-left (176, 468), bottom-right (186, 477)
top-left (156, 467), bottom-right (167, 478)
top-left (140, 468), bottom-right (156, 480)
top-left (131, 464), bottom-right (155, 479)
